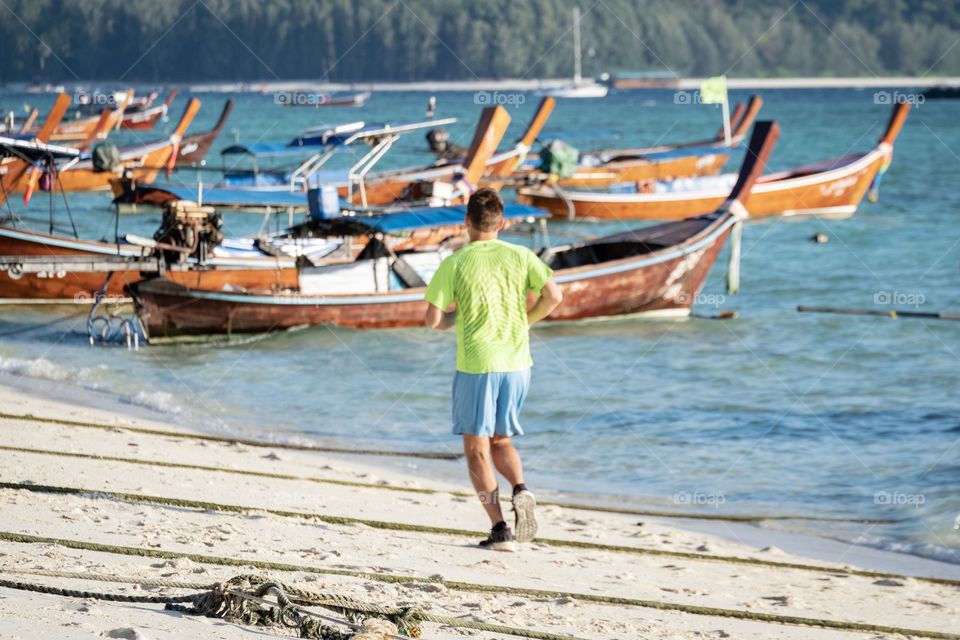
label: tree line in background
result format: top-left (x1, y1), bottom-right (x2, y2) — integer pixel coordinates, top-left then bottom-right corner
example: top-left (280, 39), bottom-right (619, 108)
top-left (1, 0), bottom-right (958, 83)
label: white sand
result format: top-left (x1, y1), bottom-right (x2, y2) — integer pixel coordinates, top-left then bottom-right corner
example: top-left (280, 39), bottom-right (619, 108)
top-left (0, 382), bottom-right (957, 639)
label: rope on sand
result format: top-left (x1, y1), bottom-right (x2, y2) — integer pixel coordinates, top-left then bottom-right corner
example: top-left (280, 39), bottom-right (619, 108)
top-left (0, 411), bottom-right (461, 461)
top-left (0, 535), bottom-right (957, 640)
top-left (0, 480), bottom-right (953, 587)
top-left (0, 577), bottom-right (202, 603)
top-left (0, 438), bottom-right (901, 525)
top-left (0, 569), bottom-right (587, 640)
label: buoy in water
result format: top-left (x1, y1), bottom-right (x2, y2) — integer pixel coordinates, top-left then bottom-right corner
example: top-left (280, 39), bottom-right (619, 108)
top-left (811, 232), bottom-right (829, 244)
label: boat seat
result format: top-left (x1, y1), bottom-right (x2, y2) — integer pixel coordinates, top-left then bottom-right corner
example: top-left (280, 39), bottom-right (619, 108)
top-left (545, 240), bottom-right (666, 269)
top-left (391, 254), bottom-right (426, 289)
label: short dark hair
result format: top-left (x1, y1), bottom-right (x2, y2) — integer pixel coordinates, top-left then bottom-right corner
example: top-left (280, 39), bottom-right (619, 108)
top-left (466, 188), bottom-right (504, 232)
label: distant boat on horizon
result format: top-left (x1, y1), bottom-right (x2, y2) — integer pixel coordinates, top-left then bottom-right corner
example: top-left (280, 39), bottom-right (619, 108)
top-left (921, 85), bottom-right (960, 100)
top-left (278, 90), bottom-right (371, 107)
top-left (537, 7), bottom-right (608, 99)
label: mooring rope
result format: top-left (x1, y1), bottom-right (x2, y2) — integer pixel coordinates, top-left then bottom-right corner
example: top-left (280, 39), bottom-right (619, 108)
top-left (0, 310), bottom-right (89, 337)
top-left (0, 577), bottom-right (202, 604)
top-left (0, 411), bottom-right (461, 460)
top-left (0, 570), bottom-right (586, 640)
top-left (1, 567), bottom-right (209, 589)
top-left (0, 533), bottom-right (956, 639)
top-left (0, 480), bottom-right (949, 587)
top-left (0, 429), bottom-right (900, 525)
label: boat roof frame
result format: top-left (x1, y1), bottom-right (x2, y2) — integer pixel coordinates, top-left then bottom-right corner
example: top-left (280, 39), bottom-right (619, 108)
top-left (222, 117), bottom-right (457, 199)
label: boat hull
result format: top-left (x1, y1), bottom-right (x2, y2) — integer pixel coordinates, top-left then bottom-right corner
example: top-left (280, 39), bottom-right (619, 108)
top-left (518, 148), bottom-right (888, 220)
top-left (129, 218), bottom-right (732, 337)
top-left (44, 115), bottom-right (103, 142)
top-left (36, 143), bottom-right (174, 192)
top-left (554, 151), bottom-right (730, 188)
top-left (120, 105), bottom-right (165, 130)
top-left (0, 226), bottom-right (298, 300)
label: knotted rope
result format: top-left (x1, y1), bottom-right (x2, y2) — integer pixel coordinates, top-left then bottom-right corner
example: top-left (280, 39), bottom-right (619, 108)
top-left (0, 569), bottom-right (588, 640)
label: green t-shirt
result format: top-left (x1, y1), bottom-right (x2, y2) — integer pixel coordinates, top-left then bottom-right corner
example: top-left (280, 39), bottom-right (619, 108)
top-left (425, 239), bottom-right (553, 374)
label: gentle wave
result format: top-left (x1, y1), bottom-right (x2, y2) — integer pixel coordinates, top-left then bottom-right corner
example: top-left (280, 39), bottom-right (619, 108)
top-left (849, 533), bottom-right (960, 565)
top-left (0, 356), bottom-right (100, 387)
top-left (120, 390), bottom-right (183, 416)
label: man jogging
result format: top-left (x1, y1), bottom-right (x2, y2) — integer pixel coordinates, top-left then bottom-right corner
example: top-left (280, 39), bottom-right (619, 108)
top-left (425, 188), bottom-right (563, 551)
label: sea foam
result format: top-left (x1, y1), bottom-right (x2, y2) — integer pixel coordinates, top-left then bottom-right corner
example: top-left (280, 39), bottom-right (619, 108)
top-left (121, 390), bottom-right (184, 416)
top-left (0, 356), bottom-right (98, 385)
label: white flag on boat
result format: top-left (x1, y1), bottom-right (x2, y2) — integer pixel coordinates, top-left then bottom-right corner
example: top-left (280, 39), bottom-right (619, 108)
top-left (700, 76), bottom-right (731, 144)
top-left (699, 76), bottom-right (728, 104)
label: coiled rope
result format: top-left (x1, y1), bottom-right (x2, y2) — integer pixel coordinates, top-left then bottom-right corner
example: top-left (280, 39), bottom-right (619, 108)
top-left (0, 480), bottom-right (951, 587)
top-left (0, 570), bottom-right (587, 640)
top-left (0, 535), bottom-right (956, 639)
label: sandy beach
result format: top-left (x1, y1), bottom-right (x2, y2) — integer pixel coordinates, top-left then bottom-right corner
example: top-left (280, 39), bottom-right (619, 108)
top-left (0, 381), bottom-right (957, 639)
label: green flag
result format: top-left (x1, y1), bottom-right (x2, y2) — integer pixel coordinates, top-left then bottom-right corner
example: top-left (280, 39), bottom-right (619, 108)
top-left (700, 76), bottom-right (727, 104)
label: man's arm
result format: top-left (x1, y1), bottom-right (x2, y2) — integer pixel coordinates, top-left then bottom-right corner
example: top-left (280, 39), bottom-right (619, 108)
top-left (527, 278), bottom-right (562, 325)
top-left (425, 303), bottom-right (456, 330)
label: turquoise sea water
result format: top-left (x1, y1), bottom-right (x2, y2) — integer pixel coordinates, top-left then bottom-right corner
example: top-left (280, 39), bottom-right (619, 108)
top-left (0, 88), bottom-right (958, 565)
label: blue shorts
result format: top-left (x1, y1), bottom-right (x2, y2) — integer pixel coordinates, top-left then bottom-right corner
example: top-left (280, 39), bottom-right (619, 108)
top-left (452, 369), bottom-right (531, 438)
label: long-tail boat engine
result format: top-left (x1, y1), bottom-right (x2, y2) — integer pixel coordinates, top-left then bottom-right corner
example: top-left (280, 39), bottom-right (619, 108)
top-left (153, 199), bottom-right (223, 264)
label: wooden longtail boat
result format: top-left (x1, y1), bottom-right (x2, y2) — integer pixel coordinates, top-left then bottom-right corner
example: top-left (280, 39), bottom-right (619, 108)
top-left (518, 103), bottom-right (910, 221)
top-left (69, 90), bottom-right (155, 117)
top-left (337, 97), bottom-right (556, 206)
top-left (0, 202), bottom-right (541, 302)
top-left (113, 117), bottom-right (459, 208)
top-left (0, 101), bottom-right (286, 300)
top-left (125, 121), bottom-right (780, 338)
top-left (176, 99), bottom-right (234, 166)
top-left (0, 106), bottom-right (532, 302)
top-left (15, 99), bottom-right (201, 194)
top-left (19, 91), bottom-right (133, 143)
top-left (0, 225), bottom-right (298, 301)
top-left (531, 96), bottom-right (763, 189)
top-left (0, 93), bottom-right (73, 201)
top-left (114, 99), bottom-right (539, 211)
top-left (120, 90), bottom-right (177, 130)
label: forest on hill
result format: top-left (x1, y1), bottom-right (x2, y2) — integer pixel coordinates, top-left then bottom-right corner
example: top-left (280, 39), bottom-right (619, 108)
top-left (1, 0), bottom-right (958, 82)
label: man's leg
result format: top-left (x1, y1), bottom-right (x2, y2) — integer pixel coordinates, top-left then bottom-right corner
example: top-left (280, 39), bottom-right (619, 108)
top-left (462, 435), bottom-right (505, 525)
top-left (490, 434), bottom-right (524, 487)
top-left (491, 436), bottom-right (537, 543)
